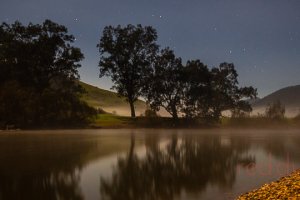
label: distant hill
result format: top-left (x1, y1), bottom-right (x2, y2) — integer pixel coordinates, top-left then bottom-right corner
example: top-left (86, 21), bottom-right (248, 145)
top-left (79, 82), bottom-right (146, 116)
top-left (80, 81), bottom-right (300, 118)
top-left (252, 85), bottom-right (300, 117)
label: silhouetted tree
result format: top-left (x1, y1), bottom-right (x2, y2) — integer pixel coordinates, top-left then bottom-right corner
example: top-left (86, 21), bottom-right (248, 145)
top-left (143, 48), bottom-right (184, 120)
top-left (182, 60), bottom-right (211, 119)
top-left (0, 20), bottom-right (95, 128)
top-left (209, 63), bottom-right (257, 121)
top-left (98, 24), bottom-right (159, 117)
top-left (265, 100), bottom-right (285, 120)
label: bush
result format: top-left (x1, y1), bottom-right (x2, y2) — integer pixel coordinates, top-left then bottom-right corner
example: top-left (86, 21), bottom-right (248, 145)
top-left (144, 109), bottom-right (158, 118)
top-left (265, 101), bottom-right (285, 120)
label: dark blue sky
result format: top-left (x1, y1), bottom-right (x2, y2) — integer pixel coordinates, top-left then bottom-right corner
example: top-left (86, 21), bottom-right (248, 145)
top-left (1, 0), bottom-right (300, 97)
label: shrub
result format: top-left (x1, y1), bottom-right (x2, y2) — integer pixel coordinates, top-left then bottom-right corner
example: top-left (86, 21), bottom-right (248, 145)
top-left (265, 101), bottom-right (285, 120)
top-left (144, 109), bottom-right (158, 118)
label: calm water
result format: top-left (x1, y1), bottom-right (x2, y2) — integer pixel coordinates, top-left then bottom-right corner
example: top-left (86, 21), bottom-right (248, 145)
top-left (0, 129), bottom-right (299, 200)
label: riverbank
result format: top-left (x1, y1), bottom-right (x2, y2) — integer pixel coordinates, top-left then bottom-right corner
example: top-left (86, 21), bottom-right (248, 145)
top-left (90, 114), bottom-right (300, 129)
top-left (2, 114), bottom-right (300, 130)
top-left (237, 169), bottom-right (300, 199)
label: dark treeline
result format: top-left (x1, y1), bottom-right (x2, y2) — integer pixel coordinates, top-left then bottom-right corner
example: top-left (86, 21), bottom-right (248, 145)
top-left (0, 20), bottom-right (96, 128)
top-left (0, 21), bottom-right (257, 128)
top-left (98, 24), bottom-right (257, 121)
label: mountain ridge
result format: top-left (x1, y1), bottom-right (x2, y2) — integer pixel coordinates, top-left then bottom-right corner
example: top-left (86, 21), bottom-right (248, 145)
top-left (252, 85), bottom-right (300, 117)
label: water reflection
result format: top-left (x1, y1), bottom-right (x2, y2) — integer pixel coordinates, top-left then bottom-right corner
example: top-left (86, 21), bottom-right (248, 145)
top-left (0, 133), bottom-right (97, 200)
top-left (100, 133), bottom-right (255, 200)
top-left (0, 130), bottom-right (300, 200)
top-left (263, 134), bottom-right (300, 162)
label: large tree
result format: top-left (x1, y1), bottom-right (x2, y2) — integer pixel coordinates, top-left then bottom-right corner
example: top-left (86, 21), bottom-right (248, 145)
top-left (98, 24), bottom-right (159, 117)
top-left (143, 48), bottom-right (185, 120)
top-left (209, 63), bottom-right (257, 121)
top-left (0, 20), bottom-right (95, 128)
top-left (181, 60), bottom-right (211, 119)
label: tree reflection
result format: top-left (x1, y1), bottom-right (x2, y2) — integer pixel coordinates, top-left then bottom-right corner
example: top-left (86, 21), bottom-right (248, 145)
top-left (0, 171), bottom-right (83, 200)
top-left (262, 133), bottom-right (300, 163)
top-left (100, 134), bottom-right (255, 200)
top-left (0, 134), bottom-right (99, 200)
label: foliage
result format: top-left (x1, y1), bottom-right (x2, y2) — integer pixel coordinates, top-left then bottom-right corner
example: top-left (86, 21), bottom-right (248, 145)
top-left (238, 170), bottom-right (300, 199)
top-left (97, 24), bottom-right (257, 123)
top-left (181, 60), bottom-right (211, 119)
top-left (144, 109), bottom-right (158, 118)
top-left (0, 20), bottom-right (96, 128)
top-left (231, 109), bottom-right (250, 118)
top-left (143, 48), bottom-right (185, 120)
top-left (143, 59), bottom-right (256, 122)
top-left (98, 24), bottom-right (159, 117)
top-left (265, 100), bottom-right (285, 120)
top-left (209, 63), bottom-right (257, 121)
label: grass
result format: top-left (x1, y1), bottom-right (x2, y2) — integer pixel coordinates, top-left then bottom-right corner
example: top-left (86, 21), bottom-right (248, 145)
top-left (79, 81), bottom-right (145, 109)
top-left (78, 81), bottom-right (300, 129)
top-left (90, 114), bottom-right (215, 128)
top-left (91, 114), bottom-right (135, 128)
top-left (89, 114), bottom-right (300, 129)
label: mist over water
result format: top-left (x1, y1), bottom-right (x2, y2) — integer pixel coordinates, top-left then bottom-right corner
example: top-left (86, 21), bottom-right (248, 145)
top-left (0, 129), bottom-right (299, 200)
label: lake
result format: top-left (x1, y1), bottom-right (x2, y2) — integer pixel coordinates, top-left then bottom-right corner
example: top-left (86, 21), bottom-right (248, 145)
top-left (0, 129), bottom-right (299, 200)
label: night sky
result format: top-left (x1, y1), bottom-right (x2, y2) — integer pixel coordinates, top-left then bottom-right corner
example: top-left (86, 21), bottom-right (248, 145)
top-left (1, 0), bottom-right (300, 97)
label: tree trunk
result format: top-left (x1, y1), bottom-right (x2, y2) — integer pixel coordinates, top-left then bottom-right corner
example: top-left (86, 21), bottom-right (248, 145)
top-left (172, 112), bottom-right (178, 120)
top-left (129, 100), bottom-right (136, 118)
top-left (128, 133), bottom-right (135, 161)
top-left (171, 105), bottom-right (178, 121)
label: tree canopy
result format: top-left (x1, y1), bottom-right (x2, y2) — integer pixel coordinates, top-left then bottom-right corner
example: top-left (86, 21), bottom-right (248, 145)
top-left (98, 24), bottom-right (159, 117)
top-left (143, 48), bottom-right (185, 120)
top-left (209, 63), bottom-right (257, 121)
top-left (0, 20), bottom-right (95, 128)
top-left (182, 60), bottom-right (211, 119)
top-left (97, 24), bottom-right (257, 122)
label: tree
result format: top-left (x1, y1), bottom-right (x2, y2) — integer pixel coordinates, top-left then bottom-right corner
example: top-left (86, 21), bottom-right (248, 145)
top-left (0, 20), bottom-right (95, 127)
top-left (98, 24), bottom-right (159, 117)
top-left (143, 48), bottom-right (184, 120)
top-left (182, 60), bottom-right (211, 119)
top-left (209, 63), bottom-right (257, 121)
top-left (265, 100), bottom-right (285, 120)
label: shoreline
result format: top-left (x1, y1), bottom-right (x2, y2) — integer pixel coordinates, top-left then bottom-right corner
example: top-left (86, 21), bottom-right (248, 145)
top-left (1, 114), bottom-right (300, 130)
top-left (237, 169), bottom-right (300, 199)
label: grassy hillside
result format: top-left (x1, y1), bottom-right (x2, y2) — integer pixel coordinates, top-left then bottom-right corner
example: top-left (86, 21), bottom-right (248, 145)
top-left (252, 85), bottom-right (300, 117)
top-left (80, 81), bottom-right (300, 117)
top-left (79, 81), bottom-right (146, 116)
